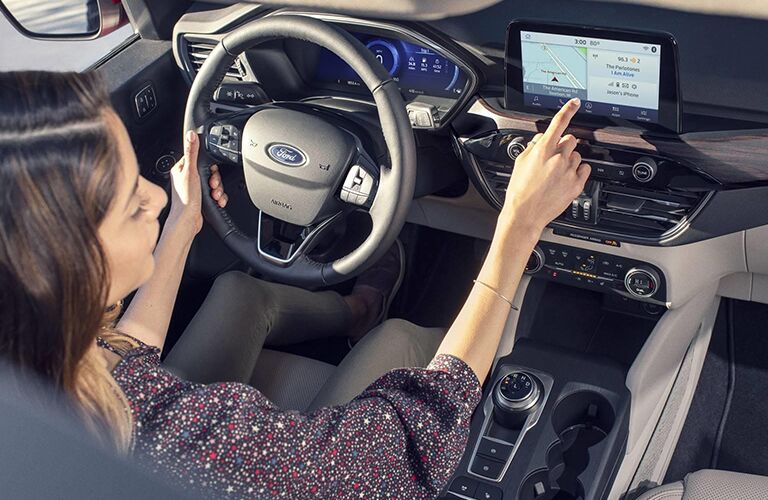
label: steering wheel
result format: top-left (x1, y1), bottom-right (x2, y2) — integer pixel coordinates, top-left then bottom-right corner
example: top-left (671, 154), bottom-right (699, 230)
top-left (183, 15), bottom-right (416, 288)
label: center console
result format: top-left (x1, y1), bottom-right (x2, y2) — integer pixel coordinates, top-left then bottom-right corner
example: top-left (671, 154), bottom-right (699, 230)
top-left (524, 241), bottom-right (667, 305)
top-left (462, 130), bottom-right (714, 245)
top-left (439, 21), bottom-right (697, 500)
top-left (440, 340), bottom-right (630, 500)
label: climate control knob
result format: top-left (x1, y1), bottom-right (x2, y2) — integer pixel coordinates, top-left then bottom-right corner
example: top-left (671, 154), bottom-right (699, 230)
top-left (624, 267), bottom-right (661, 298)
top-left (632, 157), bottom-right (658, 183)
top-left (506, 137), bottom-right (527, 161)
top-left (524, 247), bottom-right (545, 274)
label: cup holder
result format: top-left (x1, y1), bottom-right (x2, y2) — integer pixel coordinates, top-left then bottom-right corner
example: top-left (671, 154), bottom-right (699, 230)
top-left (517, 391), bottom-right (615, 500)
top-left (518, 469), bottom-right (585, 500)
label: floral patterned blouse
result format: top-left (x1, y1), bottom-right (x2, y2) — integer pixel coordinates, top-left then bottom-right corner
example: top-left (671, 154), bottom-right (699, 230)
top-left (99, 339), bottom-right (482, 499)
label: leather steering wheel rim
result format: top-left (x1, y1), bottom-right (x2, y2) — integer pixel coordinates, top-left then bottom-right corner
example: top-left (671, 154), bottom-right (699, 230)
top-left (183, 15), bottom-right (416, 289)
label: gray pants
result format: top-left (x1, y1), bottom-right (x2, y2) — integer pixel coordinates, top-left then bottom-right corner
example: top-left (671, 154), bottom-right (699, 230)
top-left (164, 271), bottom-right (445, 411)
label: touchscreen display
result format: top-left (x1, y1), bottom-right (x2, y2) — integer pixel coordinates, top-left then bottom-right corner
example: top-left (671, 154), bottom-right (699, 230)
top-left (520, 31), bottom-right (661, 123)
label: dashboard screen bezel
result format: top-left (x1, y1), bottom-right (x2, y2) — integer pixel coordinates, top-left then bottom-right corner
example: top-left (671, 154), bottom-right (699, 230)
top-left (505, 20), bottom-right (682, 133)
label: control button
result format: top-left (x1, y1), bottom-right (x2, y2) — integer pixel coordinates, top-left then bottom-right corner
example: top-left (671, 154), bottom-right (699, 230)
top-left (470, 456), bottom-right (505, 480)
top-left (597, 257), bottom-right (622, 280)
top-left (571, 199), bottom-right (580, 219)
top-left (341, 165), bottom-right (375, 206)
top-left (533, 481), bottom-right (546, 497)
top-left (154, 152), bottom-right (179, 177)
top-left (448, 476), bottom-right (478, 497)
top-left (406, 102), bottom-right (438, 129)
top-left (506, 137), bottom-right (527, 161)
top-left (624, 267), bottom-right (661, 298)
top-left (552, 248), bottom-right (570, 269)
top-left (632, 157), bottom-right (658, 183)
top-left (582, 199), bottom-right (591, 220)
top-left (477, 438), bottom-right (513, 462)
top-left (134, 84), bottom-right (157, 119)
top-left (475, 484), bottom-right (503, 500)
top-left (214, 83), bottom-right (268, 106)
top-left (524, 247), bottom-right (545, 274)
top-left (579, 255), bottom-right (596, 272)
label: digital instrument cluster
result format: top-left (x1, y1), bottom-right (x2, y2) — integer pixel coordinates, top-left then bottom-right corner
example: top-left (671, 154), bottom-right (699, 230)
top-left (312, 31), bottom-right (470, 101)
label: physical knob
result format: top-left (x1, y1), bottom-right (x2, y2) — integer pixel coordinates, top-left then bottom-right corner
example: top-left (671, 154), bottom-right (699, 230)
top-left (632, 157), bottom-right (658, 183)
top-left (493, 372), bottom-right (541, 413)
top-left (624, 267), bottom-right (661, 298)
top-left (506, 137), bottom-right (527, 161)
top-left (524, 247), bottom-right (545, 274)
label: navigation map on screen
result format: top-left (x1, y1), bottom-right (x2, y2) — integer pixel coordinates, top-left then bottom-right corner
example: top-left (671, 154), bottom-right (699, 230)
top-left (520, 31), bottom-right (661, 123)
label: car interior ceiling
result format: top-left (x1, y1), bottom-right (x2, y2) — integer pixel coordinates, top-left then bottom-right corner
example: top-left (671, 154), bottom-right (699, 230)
top-left (8, 0), bottom-right (768, 498)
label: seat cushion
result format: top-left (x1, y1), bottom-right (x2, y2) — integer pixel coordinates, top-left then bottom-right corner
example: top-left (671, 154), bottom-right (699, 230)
top-left (248, 349), bottom-right (336, 412)
top-left (637, 469), bottom-right (768, 500)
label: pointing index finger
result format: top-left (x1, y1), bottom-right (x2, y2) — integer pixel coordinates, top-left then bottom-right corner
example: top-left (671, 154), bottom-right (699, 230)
top-left (541, 98), bottom-right (581, 148)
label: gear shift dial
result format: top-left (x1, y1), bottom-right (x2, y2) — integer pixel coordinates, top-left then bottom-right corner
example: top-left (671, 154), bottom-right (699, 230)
top-left (493, 372), bottom-right (542, 427)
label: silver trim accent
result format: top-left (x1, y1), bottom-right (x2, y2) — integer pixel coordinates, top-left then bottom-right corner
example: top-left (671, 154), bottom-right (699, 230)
top-left (632, 157), bottom-right (658, 183)
top-left (506, 137), bottom-right (527, 160)
top-left (466, 366), bottom-right (554, 483)
top-left (524, 246), bottom-right (545, 275)
top-left (624, 267), bottom-right (661, 299)
top-left (493, 372), bottom-right (541, 412)
top-left (256, 210), bottom-right (342, 266)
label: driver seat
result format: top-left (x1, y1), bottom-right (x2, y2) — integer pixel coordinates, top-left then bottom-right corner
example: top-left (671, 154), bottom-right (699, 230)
top-left (249, 349), bottom-right (337, 411)
top-left (636, 469), bottom-right (768, 500)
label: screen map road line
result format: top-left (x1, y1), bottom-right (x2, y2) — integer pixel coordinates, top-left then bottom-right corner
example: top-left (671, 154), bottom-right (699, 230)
top-left (541, 44), bottom-right (587, 89)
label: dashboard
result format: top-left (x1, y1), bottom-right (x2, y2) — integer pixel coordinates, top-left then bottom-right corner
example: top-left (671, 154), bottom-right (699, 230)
top-left (173, 4), bottom-right (768, 255)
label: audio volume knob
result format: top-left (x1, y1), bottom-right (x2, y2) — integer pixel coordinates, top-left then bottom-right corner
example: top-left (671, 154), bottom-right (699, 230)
top-left (506, 137), bottom-right (527, 161)
top-left (624, 267), bottom-right (661, 298)
top-left (524, 246), bottom-right (545, 274)
top-left (632, 157), bottom-right (658, 183)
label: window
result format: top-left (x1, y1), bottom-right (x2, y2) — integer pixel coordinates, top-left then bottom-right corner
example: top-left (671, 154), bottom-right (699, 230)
top-left (0, 11), bottom-right (135, 72)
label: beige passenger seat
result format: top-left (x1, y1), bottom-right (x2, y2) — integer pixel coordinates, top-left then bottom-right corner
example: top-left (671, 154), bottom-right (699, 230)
top-left (637, 469), bottom-right (768, 500)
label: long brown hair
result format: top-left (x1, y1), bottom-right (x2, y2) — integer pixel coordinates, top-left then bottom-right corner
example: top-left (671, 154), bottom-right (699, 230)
top-left (0, 71), bottom-right (133, 449)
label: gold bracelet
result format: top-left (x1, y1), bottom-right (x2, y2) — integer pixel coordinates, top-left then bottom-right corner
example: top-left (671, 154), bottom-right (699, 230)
top-left (473, 279), bottom-right (519, 311)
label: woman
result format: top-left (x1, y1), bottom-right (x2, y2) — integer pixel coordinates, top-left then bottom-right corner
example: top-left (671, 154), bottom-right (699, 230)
top-left (0, 71), bottom-right (589, 498)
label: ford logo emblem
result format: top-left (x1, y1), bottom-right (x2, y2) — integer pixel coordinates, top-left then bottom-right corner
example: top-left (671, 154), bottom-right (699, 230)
top-left (266, 143), bottom-right (307, 167)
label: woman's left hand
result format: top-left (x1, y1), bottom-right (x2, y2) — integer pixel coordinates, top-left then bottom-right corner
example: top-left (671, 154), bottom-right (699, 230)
top-left (168, 131), bottom-right (206, 237)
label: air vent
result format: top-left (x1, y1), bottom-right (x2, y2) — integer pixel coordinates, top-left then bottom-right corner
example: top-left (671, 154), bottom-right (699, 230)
top-left (476, 160), bottom-right (510, 208)
top-left (596, 185), bottom-right (703, 238)
top-left (186, 40), bottom-right (247, 81)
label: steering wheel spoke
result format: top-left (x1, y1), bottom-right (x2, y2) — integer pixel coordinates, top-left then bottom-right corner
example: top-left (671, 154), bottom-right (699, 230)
top-left (256, 210), bottom-right (344, 266)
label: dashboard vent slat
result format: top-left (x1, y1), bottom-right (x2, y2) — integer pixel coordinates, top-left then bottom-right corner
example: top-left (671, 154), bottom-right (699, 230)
top-left (596, 184), bottom-right (702, 237)
top-left (186, 40), bottom-right (246, 81)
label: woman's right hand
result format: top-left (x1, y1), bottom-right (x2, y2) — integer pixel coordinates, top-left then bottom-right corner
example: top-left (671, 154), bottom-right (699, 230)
top-left (499, 97), bottom-right (591, 233)
top-left (208, 165), bottom-right (229, 209)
